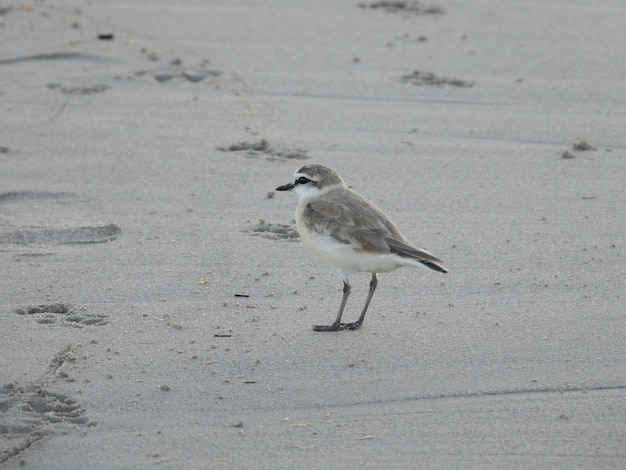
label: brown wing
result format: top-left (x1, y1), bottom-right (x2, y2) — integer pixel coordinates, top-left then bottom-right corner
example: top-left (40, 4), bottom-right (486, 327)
top-left (304, 189), bottom-right (410, 252)
top-left (304, 188), bottom-right (448, 273)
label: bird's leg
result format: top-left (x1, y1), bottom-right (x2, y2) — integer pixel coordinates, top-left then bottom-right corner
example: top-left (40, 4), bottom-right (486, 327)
top-left (313, 280), bottom-right (350, 332)
top-left (343, 273), bottom-right (378, 331)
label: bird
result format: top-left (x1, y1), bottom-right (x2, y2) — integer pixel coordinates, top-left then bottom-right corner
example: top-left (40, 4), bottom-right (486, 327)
top-left (275, 164), bottom-right (447, 332)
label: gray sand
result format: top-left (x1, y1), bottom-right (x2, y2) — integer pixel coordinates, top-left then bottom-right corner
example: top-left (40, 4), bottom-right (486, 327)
top-left (1, 1), bottom-right (625, 468)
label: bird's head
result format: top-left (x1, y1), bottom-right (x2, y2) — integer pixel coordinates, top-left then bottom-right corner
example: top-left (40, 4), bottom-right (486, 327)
top-left (276, 164), bottom-right (345, 201)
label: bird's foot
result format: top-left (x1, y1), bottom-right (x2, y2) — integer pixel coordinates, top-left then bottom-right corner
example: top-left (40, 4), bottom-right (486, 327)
top-left (341, 321), bottom-right (363, 331)
top-left (313, 321), bottom-right (363, 332)
top-left (313, 323), bottom-right (341, 332)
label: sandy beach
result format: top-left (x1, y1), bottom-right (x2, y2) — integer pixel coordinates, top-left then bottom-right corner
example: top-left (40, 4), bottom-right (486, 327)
top-left (1, 0), bottom-right (625, 468)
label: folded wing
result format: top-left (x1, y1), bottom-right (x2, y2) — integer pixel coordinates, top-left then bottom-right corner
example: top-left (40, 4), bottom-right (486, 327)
top-left (304, 189), bottom-right (448, 273)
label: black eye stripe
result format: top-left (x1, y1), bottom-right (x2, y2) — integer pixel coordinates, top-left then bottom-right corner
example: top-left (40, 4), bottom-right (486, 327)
top-left (296, 176), bottom-right (313, 185)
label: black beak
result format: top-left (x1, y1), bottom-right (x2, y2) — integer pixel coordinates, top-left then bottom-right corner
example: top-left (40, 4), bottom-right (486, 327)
top-left (275, 182), bottom-right (295, 191)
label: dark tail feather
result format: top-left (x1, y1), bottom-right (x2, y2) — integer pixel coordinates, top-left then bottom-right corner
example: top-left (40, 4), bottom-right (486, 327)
top-left (385, 237), bottom-right (448, 273)
top-left (422, 260), bottom-right (448, 273)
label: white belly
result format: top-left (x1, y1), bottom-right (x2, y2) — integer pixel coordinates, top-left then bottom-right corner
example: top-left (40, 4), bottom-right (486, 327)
top-left (296, 217), bottom-right (408, 274)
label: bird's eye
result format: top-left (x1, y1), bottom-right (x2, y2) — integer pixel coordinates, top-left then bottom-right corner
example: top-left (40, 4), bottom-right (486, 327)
top-left (296, 176), bottom-right (311, 185)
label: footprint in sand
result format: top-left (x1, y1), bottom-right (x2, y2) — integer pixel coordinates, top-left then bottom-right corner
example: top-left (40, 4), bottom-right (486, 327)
top-left (398, 70), bottom-right (474, 87)
top-left (46, 82), bottom-right (111, 96)
top-left (358, 1), bottom-right (445, 15)
top-left (0, 344), bottom-right (94, 465)
top-left (0, 224), bottom-right (121, 246)
top-left (132, 55), bottom-right (222, 84)
top-left (0, 191), bottom-right (121, 255)
top-left (247, 219), bottom-right (300, 241)
top-left (15, 303), bottom-right (109, 327)
top-left (218, 139), bottom-right (309, 161)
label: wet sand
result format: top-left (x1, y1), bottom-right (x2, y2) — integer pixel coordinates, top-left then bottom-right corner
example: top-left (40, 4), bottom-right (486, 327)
top-left (1, 1), bottom-right (625, 468)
